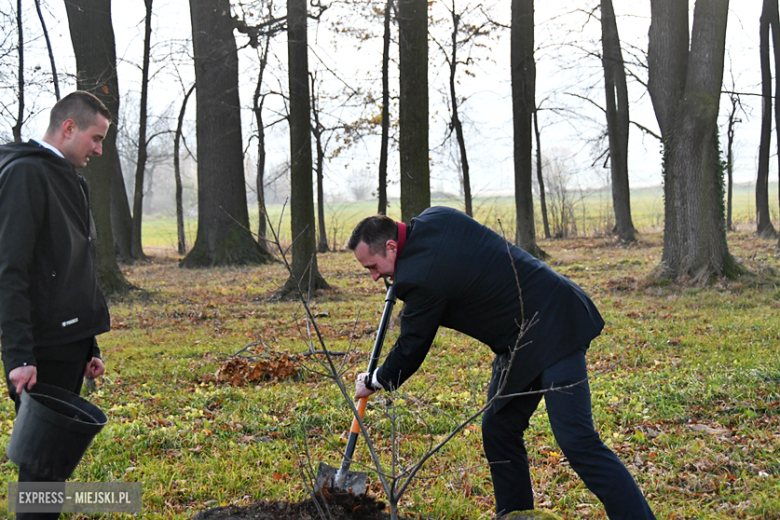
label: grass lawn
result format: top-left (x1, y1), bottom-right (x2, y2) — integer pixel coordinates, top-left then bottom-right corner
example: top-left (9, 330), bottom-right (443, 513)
top-left (2, 205), bottom-right (780, 519)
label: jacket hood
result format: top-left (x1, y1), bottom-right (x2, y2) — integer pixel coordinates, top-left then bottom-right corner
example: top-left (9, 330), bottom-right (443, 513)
top-left (0, 141), bottom-right (57, 171)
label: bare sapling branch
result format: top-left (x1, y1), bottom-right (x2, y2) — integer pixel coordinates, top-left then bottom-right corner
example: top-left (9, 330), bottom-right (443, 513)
top-left (261, 205), bottom-right (390, 496)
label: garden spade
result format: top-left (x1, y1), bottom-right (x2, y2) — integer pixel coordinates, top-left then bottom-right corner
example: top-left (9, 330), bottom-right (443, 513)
top-left (315, 282), bottom-right (396, 495)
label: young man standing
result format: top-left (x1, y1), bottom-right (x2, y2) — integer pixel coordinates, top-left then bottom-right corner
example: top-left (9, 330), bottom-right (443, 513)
top-left (0, 91), bottom-right (112, 518)
top-left (347, 206), bottom-right (655, 519)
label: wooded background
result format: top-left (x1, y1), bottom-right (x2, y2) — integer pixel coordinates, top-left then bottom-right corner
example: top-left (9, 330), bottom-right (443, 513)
top-left (1, 0), bottom-right (778, 293)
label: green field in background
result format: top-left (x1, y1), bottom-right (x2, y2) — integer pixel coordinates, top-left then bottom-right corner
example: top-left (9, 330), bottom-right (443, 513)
top-left (141, 184), bottom-right (777, 251)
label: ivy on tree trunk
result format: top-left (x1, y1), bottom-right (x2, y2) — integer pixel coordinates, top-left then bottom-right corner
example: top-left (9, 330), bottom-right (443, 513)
top-left (648, 0), bottom-right (741, 283)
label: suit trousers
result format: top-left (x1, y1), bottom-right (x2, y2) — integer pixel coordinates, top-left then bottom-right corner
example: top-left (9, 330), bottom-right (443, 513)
top-left (482, 349), bottom-right (656, 519)
top-left (6, 337), bottom-right (93, 520)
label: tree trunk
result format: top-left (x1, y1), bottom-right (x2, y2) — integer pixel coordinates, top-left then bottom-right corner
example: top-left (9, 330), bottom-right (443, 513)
top-left (34, 0), bottom-right (59, 100)
top-left (757, 0), bottom-right (777, 238)
top-left (253, 40), bottom-right (272, 256)
top-left (771, 0), bottom-right (780, 242)
top-left (377, 0), bottom-right (392, 216)
top-left (398, 0), bottom-right (430, 224)
top-left (174, 84), bottom-right (194, 256)
top-left (726, 93), bottom-right (739, 232)
top-left (12, 0), bottom-right (23, 143)
top-left (64, 0), bottom-right (131, 294)
top-left (648, 0), bottom-right (739, 283)
top-left (68, 3), bottom-right (132, 263)
top-left (109, 154), bottom-right (134, 261)
top-left (511, 0), bottom-right (544, 257)
top-left (182, 0), bottom-right (272, 268)
top-left (281, 0), bottom-right (329, 295)
top-left (601, 0), bottom-right (636, 242)
top-left (448, 3), bottom-right (472, 217)
top-left (310, 75), bottom-right (329, 253)
top-left (533, 110), bottom-right (550, 239)
top-left (131, 0), bottom-right (153, 260)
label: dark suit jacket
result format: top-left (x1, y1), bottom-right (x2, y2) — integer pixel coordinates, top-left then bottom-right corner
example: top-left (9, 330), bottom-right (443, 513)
top-left (374, 207), bottom-right (604, 410)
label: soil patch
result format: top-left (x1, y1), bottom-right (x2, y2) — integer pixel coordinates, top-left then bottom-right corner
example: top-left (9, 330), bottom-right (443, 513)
top-left (189, 491), bottom-right (408, 520)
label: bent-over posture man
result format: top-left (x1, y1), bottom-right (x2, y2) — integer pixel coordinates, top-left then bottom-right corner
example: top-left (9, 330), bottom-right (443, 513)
top-left (0, 91), bottom-right (112, 519)
top-left (347, 207), bottom-right (655, 519)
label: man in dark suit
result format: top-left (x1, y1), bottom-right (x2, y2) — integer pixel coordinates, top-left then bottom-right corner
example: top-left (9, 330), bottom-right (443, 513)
top-left (347, 207), bottom-right (655, 519)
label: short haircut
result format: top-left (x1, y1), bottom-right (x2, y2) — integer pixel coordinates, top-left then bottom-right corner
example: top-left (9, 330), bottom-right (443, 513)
top-left (48, 91), bottom-right (111, 132)
top-left (347, 215), bottom-right (398, 255)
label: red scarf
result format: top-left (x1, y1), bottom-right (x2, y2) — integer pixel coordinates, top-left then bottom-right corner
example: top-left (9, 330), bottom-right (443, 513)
top-left (396, 222), bottom-right (407, 259)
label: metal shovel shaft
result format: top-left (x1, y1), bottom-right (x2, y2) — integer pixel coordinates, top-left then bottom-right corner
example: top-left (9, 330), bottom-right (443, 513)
top-left (333, 283), bottom-right (396, 489)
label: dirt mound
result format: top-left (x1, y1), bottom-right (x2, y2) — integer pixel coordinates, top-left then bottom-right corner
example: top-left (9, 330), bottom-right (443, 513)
top-left (189, 491), bottom-right (406, 520)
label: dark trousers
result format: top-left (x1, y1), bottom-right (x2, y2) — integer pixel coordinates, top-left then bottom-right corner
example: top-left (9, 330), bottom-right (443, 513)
top-left (482, 350), bottom-right (656, 520)
top-left (6, 338), bottom-right (93, 520)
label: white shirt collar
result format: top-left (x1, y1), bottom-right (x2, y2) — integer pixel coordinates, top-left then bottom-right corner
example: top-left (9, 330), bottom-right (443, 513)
top-left (31, 138), bottom-right (65, 159)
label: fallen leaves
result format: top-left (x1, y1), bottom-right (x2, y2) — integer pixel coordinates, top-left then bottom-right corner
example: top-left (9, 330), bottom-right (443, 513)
top-left (203, 352), bottom-right (302, 387)
top-left (686, 422), bottom-right (732, 437)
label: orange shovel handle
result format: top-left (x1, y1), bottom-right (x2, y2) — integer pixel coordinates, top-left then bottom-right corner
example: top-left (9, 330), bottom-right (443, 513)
top-left (349, 396), bottom-right (368, 434)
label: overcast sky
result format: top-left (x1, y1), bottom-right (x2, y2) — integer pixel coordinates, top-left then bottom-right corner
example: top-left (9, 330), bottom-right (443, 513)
top-left (8, 1), bottom-right (766, 200)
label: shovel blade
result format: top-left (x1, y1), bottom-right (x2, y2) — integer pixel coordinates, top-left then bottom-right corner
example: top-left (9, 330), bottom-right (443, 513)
top-left (314, 462), bottom-right (367, 496)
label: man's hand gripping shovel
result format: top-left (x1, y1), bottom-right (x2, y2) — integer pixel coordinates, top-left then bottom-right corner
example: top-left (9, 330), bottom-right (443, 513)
top-left (314, 282), bottom-right (396, 496)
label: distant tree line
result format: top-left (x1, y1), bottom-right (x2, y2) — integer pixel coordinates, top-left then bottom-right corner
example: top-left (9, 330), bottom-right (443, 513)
top-left (0, 0), bottom-right (775, 291)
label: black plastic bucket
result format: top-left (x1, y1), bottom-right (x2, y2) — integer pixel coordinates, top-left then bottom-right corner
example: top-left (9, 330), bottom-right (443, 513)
top-left (5, 383), bottom-right (107, 481)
